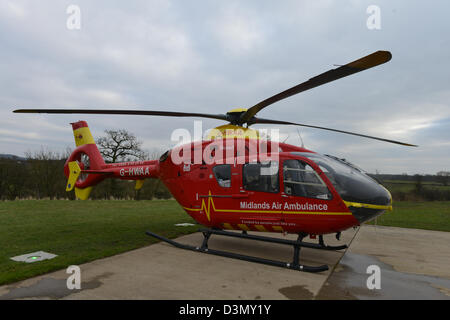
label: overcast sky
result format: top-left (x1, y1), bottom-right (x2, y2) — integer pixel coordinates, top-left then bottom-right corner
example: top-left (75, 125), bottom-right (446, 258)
top-left (0, 0), bottom-right (449, 174)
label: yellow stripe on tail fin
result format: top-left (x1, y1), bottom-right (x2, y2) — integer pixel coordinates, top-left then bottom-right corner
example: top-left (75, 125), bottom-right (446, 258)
top-left (71, 121), bottom-right (95, 147)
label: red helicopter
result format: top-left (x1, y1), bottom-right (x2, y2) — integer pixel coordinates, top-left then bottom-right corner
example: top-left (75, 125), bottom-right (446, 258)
top-left (14, 50), bottom-right (416, 272)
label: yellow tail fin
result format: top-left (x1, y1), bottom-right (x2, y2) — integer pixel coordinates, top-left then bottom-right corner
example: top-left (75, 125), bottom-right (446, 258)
top-left (75, 187), bottom-right (93, 200)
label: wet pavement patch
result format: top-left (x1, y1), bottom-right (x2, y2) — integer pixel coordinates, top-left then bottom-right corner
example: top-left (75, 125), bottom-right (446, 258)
top-left (279, 285), bottom-right (314, 300)
top-left (316, 253), bottom-right (450, 300)
top-left (0, 272), bottom-right (113, 300)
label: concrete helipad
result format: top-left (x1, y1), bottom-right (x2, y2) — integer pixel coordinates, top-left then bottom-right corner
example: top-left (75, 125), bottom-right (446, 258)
top-left (0, 225), bottom-right (449, 300)
top-left (317, 225), bottom-right (450, 299)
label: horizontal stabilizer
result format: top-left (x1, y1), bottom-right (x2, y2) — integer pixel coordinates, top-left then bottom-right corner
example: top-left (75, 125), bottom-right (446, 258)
top-left (66, 161), bottom-right (81, 191)
top-left (135, 180), bottom-right (145, 190)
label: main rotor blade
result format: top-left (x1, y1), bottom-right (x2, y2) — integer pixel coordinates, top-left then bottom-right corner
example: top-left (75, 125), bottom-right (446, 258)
top-left (239, 51), bottom-right (392, 124)
top-left (252, 117), bottom-right (418, 147)
top-left (13, 109), bottom-right (229, 122)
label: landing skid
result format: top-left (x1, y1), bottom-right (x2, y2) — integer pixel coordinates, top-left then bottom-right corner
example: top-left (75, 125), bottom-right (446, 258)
top-left (318, 235), bottom-right (348, 251)
top-left (145, 229), bottom-right (348, 273)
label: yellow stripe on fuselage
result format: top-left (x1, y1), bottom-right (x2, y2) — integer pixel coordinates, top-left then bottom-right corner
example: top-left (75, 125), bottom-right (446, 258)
top-left (183, 194), bottom-right (353, 222)
top-left (183, 204), bottom-right (352, 216)
top-left (272, 226), bottom-right (284, 232)
top-left (223, 223), bottom-right (234, 230)
top-left (343, 201), bottom-right (392, 211)
top-left (237, 224), bottom-right (250, 231)
top-left (254, 225), bottom-right (266, 232)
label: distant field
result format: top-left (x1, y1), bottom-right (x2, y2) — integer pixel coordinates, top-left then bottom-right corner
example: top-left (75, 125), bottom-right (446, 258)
top-left (383, 180), bottom-right (450, 193)
top-left (0, 200), bottom-right (449, 286)
top-left (368, 201), bottom-right (450, 232)
top-left (0, 200), bottom-right (198, 285)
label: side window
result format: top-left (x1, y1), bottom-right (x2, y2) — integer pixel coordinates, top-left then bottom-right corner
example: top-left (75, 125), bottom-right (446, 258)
top-left (243, 161), bottom-right (279, 193)
top-left (213, 165), bottom-right (231, 188)
top-left (283, 160), bottom-right (332, 200)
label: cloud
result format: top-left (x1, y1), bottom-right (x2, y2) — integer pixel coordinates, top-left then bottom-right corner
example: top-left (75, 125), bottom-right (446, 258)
top-left (2, 1), bottom-right (27, 19)
top-left (0, 0), bottom-right (449, 174)
top-left (210, 3), bottom-right (266, 56)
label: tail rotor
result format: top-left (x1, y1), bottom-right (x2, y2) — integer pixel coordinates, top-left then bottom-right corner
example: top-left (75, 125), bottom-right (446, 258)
top-left (64, 121), bottom-right (106, 199)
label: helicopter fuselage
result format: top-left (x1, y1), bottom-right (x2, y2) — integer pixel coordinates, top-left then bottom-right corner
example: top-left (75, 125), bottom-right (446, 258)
top-left (64, 131), bottom-right (392, 236)
top-left (156, 138), bottom-right (392, 235)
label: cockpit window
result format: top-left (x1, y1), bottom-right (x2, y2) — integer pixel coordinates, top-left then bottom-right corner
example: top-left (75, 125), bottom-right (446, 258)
top-left (243, 161), bottom-right (279, 193)
top-left (159, 150), bottom-right (169, 162)
top-left (292, 153), bottom-right (370, 193)
top-left (213, 165), bottom-right (231, 188)
top-left (283, 159), bottom-right (332, 200)
top-left (291, 152), bottom-right (391, 206)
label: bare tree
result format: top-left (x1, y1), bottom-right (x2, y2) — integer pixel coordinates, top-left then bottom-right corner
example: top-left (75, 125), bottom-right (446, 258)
top-left (437, 173), bottom-right (449, 186)
top-left (97, 129), bottom-right (145, 163)
top-left (0, 159), bottom-right (27, 200)
top-left (96, 129), bottom-right (146, 199)
top-left (24, 148), bottom-right (67, 199)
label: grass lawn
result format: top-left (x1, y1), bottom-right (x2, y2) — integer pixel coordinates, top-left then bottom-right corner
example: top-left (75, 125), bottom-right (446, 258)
top-left (0, 200), bottom-right (198, 285)
top-left (368, 201), bottom-right (450, 232)
top-left (1, 200), bottom-right (449, 286)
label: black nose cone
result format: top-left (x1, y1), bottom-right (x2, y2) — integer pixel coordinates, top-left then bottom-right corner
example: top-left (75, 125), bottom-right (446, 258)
top-left (342, 182), bottom-right (392, 223)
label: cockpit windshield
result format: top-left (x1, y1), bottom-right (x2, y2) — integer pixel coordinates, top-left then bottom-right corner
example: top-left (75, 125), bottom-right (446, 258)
top-left (291, 152), bottom-right (391, 206)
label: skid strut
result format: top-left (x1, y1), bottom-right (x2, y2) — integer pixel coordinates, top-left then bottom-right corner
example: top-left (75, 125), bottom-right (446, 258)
top-left (146, 229), bottom-right (348, 273)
